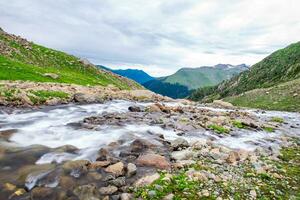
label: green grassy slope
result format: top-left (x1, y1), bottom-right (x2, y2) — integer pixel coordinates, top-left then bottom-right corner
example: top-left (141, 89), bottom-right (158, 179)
top-left (218, 42), bottom-right (300, 97)
top-left (190, 42), bottom-right (300, 112)
top-left (224, 78), bottom-right (300, 112)
top-left (0, 29), bottom-right (141, 89)
top-left (162, 65), bottom-right (247, 90)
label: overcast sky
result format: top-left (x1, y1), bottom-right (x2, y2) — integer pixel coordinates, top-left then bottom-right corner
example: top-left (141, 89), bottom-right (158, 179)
top-left (0, 0), bottom-right (299, 76)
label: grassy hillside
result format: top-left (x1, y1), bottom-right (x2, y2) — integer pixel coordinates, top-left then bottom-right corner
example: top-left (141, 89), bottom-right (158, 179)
top-left (217, 42), bottom-right (300, 97)
top-left (162, 64), bottom-right (247, 90)
top-left (224, 78), bottom-right (300, 112)
top-left (0, 29), bottom-right (141, 89)
top-left (190, 42), bottom-right (300, 112)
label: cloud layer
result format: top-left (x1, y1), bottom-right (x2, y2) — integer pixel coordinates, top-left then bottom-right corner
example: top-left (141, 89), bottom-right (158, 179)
top-left (0, 0), bottom-right (299, 76)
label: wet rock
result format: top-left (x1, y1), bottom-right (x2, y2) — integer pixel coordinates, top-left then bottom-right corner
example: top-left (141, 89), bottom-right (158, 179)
top-left (73, 184), bottom-right (99, 200)
top-left (17, 164), bottom-right (55, 189)
top-left (0, 129), bottom-right (17, 141)
top-left (126, 163), bottom-right (137, 177)
top-left (147, 104), bottom-right (162, 112)
top-left (99, 185), bottom-right (118, 195)
top-left (62, 160), bottom-right (90, 177)
top-left (136, 153), bottom-right (170, 169)
top-left (87, 172), bottom-right (102, 181)
top-left (31, 187), bottom-right (57, 200)
top-left (120, 193), bottom-right (133, 200)
top-left (134, 173), bottom-right (160, 187)
top-left (96, 148), bottom-right (110, 161)
top-left (109, 177), bottom-right (126, 187)
top-left (128, 105), bottom-right (143, 112)
top-left (59, 176), bottom-right (76, 190)
top-left (129, 139), bottom-right (155, 153)
top-left (171, 138), bottom-right (189, 151)
top-left (89, 161), bottom-right (111, 169)
top-left (105, 162), bottom-right (125, 176)
top-left (54, 145), bottom-right (78, 153)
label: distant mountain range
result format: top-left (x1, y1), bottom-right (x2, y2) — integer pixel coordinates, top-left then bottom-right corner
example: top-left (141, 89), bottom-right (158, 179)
top-left (97, 66), bottom-right (154, 84)
top-left (98, 64), bottom-right (248, 99)
top-left (143, 64), bottom-right (248, 98)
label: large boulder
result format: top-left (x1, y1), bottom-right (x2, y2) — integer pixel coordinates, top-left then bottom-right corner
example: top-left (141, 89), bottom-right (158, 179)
top-left (136, 153), bottom-right (170, 169)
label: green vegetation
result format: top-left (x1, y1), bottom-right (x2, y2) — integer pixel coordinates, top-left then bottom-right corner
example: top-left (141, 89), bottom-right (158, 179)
top-left (163, 65), bottom-right (247, 90)
top-left (0, 31), bottom-right (141, 89)
top-left (135, 172), bottom-right (202, 200)
top-left (232, 120), bottom-right (245, 129)
top-left (224, 79), bottom-right (300, 112)
top-left (271, 117), bottom-right (284, 123)
top-left (27, 90), bottom-right (69, 104)
top-left (0, 87), bottom-right (20, 101)
top-left (143, 79), bottom-right (190, 99)
top-left (135, 144), bottom-right (300, 200)
top-left (208, 124), bottom-right (230, 134)
top-left (190, 42), bottom-right (300, 112)
top-left (263, 126), bottom-right (275, 132)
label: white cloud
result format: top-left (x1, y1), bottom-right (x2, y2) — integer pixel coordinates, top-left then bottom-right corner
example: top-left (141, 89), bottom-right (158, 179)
top-left (0, 0), bottom-right (299, 76)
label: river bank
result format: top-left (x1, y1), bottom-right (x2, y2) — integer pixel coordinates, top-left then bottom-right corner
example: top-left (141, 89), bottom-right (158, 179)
top-left (0, 100), bottom-right (299, 199)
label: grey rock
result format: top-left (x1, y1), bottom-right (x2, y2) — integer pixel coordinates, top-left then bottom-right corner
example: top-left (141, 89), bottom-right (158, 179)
top-left (109, 177), bottom-right (126, 187)
top-left (171, 138), bottom-right (189, 151)
top-left (99, 185), bottom-right (118, 195)
top-left (126, 163), bottom-right (137, 177)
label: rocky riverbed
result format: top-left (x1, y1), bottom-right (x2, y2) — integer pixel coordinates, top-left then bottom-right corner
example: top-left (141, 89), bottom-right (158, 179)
top-left (0, 100), bottom-right (299, 199)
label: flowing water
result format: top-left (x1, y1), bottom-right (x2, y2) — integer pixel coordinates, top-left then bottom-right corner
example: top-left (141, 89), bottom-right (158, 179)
top-left (0, 100), bottom-right (299, 198)
top-left (1, 100), bottom-right (300, 164)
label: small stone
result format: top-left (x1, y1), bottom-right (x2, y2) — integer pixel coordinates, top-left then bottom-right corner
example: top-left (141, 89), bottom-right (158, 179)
top-left (163, 193), bottom-right (175, 200)
top-left (171, 138), bottom-right (189, 151)
top-left (202, 189), bottom-right (210, 197)
top-left (134, 173), bottom-right (160, 187)
top-left (89, 161), bottom-right (111, 169)
top-left (126, 163), bottom-right (137, 177)
top-left (120, 193), bottom-right (133, 200)
top-left (105, 162), bottom-right (125, 176)
top-left (73, 184), bottom-right (99, 200)
top-left (136, 153), bottom-right (170, 169)
top-left (109, 177), bottom-right (126, 187)
top-left (148, 190), bottom-right (157, 198)
top-left (250, 190), bottom-right (257, 198)
top-left (99, 185), bottom-right (118, 195)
